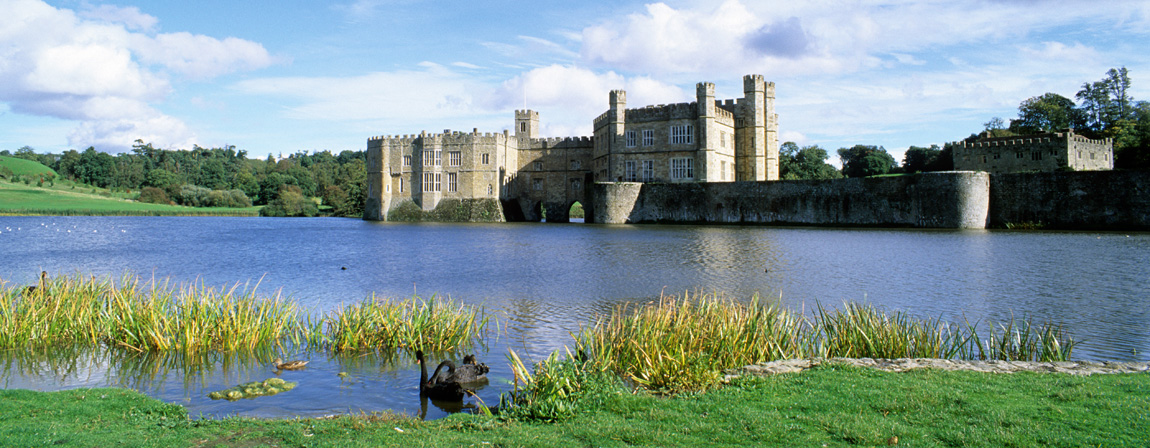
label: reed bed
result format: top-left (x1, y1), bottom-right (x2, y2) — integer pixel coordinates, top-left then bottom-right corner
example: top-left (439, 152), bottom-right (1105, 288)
top-left (0, 274), bottom-right (303, 353)
top-left (322, 294), bottom-right (489, 353)
top-left (0, 273), bottom-right (491, 357)
top-left (574, 293), bottom-right (804, 392)
top-left (572, 292), bottom-right (1077, 394)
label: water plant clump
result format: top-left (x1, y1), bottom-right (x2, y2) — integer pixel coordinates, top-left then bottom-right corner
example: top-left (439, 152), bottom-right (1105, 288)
top-left (0, 273), bottom-right (491, 358)
top-left (574, 293), bottom-right (804, 393)
top-left (568, 292), bottom-right (1076, 395)
top-left (0, 273), bottom-right (304, 353)
top-left (207, 377), bottom-right (297, 400)
top-left (322, 294), bottom-right (489, 353)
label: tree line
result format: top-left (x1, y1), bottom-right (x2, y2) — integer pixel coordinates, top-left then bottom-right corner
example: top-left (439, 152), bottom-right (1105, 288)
top-left (780, 66), bottom-right (1150, 180)
top-left (0, 141), bottom-right (367, 217)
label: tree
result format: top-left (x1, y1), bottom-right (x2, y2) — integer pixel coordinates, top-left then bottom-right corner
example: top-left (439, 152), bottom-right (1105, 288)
top-left (838, 145), bottom-right (896, 177)
top-left (902, 145), bottom-right (944, 173)
top-left (780, 142), bottom-right (842, 180)
top-left (1009, 93), bottom-right (1085, 134)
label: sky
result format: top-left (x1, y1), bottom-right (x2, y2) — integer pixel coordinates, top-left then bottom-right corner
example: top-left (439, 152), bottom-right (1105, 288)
top-left (3, 0), bottom-right (1149, 164)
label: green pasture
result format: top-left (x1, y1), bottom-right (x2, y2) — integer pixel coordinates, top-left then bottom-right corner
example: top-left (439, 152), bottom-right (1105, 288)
top-left (0, 180), bottom-right (259, 216)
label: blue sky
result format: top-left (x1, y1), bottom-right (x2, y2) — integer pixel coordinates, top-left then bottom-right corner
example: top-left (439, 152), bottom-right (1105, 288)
top-left (3, 0), bottom-right (1149, 164)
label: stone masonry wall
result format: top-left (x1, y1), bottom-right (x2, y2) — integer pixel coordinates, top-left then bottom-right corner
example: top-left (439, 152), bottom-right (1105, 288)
top-left (989, 171), bottom-right (1150, 229)
top-left (592, 172), bottom-right (990, 229)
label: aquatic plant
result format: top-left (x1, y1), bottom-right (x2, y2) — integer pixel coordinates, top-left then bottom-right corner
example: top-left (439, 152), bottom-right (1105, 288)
top-left (810, 302), bottom-right (974, 359)
top-left (207, 377), bottom-right (297, 400)
top-left (567, 293), bottom-right (1077, 395)
top-left (0, 273), bottom-right (302, 353)
top-left (574, 293), bottom-right (804, 393)
top-left (322, 294), bottom-right (489, 353)
top-left (502, 348), bottom-right (620, 422)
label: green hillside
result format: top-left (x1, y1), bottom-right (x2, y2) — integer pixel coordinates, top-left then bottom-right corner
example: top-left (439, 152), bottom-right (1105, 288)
top-left (0, 181), bottom-right (259, 216)
top-left (0, 155), bottom-right (57, 179)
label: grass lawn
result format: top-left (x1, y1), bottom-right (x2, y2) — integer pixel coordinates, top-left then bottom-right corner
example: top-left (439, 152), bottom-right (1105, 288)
top-left (0, 180), bottom-right (259, 216)
top-left (0, 155), bottom-right (57, 178)
top-left (1, 365), bottom-right (1145, 447)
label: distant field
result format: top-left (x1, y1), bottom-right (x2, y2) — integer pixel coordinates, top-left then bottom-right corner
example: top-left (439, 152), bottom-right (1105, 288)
top-left (0, 181), bottom-right (260, 216)
top-left (0, 155), bottom-right (57, 178)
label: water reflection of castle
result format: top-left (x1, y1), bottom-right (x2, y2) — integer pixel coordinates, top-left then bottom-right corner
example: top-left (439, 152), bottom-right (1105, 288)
top-left (365, 75), bottom-right (780, 222)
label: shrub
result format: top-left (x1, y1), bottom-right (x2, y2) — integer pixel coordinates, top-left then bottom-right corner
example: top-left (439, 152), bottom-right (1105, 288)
top-left (137, 187), bottom-right (172, 205)
top-left (260, 185), bottom-right (318, 217)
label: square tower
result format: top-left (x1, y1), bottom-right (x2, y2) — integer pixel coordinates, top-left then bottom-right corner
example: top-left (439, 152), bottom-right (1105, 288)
top-left (516, 110), bottom-right (539, 140)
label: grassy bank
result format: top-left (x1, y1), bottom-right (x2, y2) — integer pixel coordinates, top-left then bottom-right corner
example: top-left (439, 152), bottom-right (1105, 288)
top-left (0, 179), bottom-right (260, 216)
top-left (1, 364), bottom-right (1146, 447)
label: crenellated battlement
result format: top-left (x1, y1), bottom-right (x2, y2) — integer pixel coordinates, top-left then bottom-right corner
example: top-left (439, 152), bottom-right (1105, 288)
top-left (524, 135), bottom-right (594, 149)
top-left (626, 102), bottom-right (698, 123)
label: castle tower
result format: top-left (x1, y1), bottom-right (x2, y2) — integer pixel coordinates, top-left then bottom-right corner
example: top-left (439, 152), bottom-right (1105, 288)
top-left (515, 109), bottom-right (539, 141)
top-left (737, 74), bottom-right (768, 182)
top-left (765, 81), bottom-right (779, 181)
top-left (696, 82), bottom-right (716, 182)
top-left (607, 89), bottom-right (626, 180)
top-left (364, 137), bottom-right (391, 220)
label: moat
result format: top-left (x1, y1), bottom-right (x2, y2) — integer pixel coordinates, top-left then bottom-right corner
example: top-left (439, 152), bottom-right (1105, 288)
top-left (0, 216), bottom-right (1147, 419)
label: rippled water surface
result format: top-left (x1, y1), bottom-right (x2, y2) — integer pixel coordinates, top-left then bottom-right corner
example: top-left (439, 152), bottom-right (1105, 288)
top-left (1, 216), bottom-right (1147, 419)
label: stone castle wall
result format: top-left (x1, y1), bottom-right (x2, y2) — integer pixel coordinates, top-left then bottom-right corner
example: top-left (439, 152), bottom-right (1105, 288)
top-left (591, 172), bottom-right (991, 229)
top-left (989, 171), bottom-right (1150, 229)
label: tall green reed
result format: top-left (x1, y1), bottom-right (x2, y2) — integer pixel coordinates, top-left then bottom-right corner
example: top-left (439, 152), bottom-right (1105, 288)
top-left (322, 294), bottom-right (489, 353)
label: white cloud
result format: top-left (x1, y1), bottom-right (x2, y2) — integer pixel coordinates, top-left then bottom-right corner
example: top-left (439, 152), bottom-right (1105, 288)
top-left (488, 65), bottom-right (689, 135)
top-left (130, 33), bottom-right (277, 80)
top-left (78, 3), bottom-right (157, 32)
top-left (0, 0), bottom-right (275, 151)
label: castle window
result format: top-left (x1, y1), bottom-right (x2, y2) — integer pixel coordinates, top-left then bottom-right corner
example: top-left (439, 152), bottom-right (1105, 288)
top-left (400, 178), bottom-right (404, 193)
top-left (520, 122), bottom-right (526, 132)
top-left (1031, 152), bottom-right (1042, 161)
top-left (448, 151), bottom-right (461, 167)
top-left (670, 125), bottom-right (694, 144)
top-left (994, 153), bottom-right (1001, 160)
top-left (447, 172), bottom-right (457, 192)
top-left (721, 160), bottom-right (727, 179)
top-left (571, 178), bottom-right (582, 191)
top-left (422, 172), bottom-right (441, 192)
top-left (670, 158), bottom-right (693, 180)
top-left (533, 161), bottom-right (543, 171)
top-left (624, 160), bottom-right (638, 182)
top-left (1016, 152), bottom-right (1024, 159)
top-left (626, 131), bottom-right (637, 147)
top-left (981, 155), bottom-right (987, 164)
top-left (720, 131), bottom-right (727, 148)
top-left (570, 160), bottom-right (581, 170)
top-left (1091, 153), bottom-right (1095, 160)
top-left (641, 160), bottom-right (654, 181)
top-left (488, 184), bottom-right (493, 195)
top-left (482, 153), bottom-right (490, 164)
top-left (533, 178), bottom-right (543, 191)
top-left (642, 130), bottom-right (654, 146)
top-left (435, 150), bottom-right (441, 166)
top-left (403, 155), bottom-right (411, 167)
top-left (1077, 151), bottom-right (1082, 159)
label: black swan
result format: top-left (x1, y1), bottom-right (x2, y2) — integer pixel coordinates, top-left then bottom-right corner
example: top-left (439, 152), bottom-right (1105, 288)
top-left (454, 354), bottom-right (490, 383)
top-left (22, 271), bottom-right (47, 297)
top-left (416, 350), bottom-right (464, 400)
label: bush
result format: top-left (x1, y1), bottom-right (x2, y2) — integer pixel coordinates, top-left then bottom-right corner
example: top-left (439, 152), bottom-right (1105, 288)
top-left (174, 184), bottom-right (252, 208)
top-left (260, 185), bottom-right (318, 217)
top-left (137, 187), bottom-right (172, 205)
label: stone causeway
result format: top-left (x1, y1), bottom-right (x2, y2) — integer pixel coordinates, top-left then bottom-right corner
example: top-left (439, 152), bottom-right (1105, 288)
top-left (724, 357), bottom-right (1150, 380)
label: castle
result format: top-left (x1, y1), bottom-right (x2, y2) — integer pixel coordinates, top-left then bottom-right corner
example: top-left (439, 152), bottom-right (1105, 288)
top-left (364, 75), bottom-right (779, 222)
top-left (953, 130), bottom-right (1113, 174)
